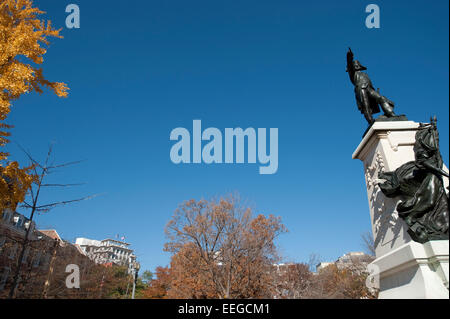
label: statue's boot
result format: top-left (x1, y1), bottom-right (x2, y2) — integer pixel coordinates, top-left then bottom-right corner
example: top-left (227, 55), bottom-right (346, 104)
top-left (380, 97), bottom-right (396, 117)
top-left (364, 113), bottom-right (375, 125)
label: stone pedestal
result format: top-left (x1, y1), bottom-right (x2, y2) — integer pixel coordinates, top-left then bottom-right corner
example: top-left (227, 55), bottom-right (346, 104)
top-left (353, 121), bottom-right (449, 299)
top-left (371, 240), bottom-right (448, 298)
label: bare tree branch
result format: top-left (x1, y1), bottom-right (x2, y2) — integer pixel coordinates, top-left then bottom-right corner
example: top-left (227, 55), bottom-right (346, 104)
top-left (34, 193), bottom-right (103, 211)
top-left (7, 145), bottom-right (96, 298)
top-left (361, 231), bottom-right (376, 256)
top-left (41, 183), bottom-right (86, 187)
top-left (46, 159), bottom-right (86, 170)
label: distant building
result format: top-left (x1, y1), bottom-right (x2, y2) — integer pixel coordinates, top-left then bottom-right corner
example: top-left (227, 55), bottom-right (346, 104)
top-left (315, 262), bottom-right (334, 272)
top-left (1, 208), bottom-right (42, 292)
top-left (75, 237), bottom-right (137, 273)
top-left (272, 262), bottom-right (299, 274)
top-left (315, 251), bottom-right (374, 273)
top-left (0, 208), bottom-right (36, 239)
top-left (0, 209), bottom-right (91, 297)
top-left (335, 251), bottom-right (373, 270)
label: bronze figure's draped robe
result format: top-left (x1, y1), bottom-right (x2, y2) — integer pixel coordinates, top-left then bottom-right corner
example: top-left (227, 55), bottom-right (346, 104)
top-left (378, 122), bottom-right (449, 243)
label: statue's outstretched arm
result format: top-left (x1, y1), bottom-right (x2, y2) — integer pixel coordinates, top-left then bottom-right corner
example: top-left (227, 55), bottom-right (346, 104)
top-left (420, 161), bottom-right (450, 178)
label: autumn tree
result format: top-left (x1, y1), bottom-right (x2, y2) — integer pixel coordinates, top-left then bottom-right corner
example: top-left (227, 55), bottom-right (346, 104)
top-left (0, 0), bottom-right (68, 212)
top-left (100, 265), bottom-right (133, 299)
top-left (167, 243), bottom-right (217, 299)
top-left (143, 266), bottom-right (171, 299)
top-left (271, 263), bottom-right (313, 299)
top-left (141, 270), bottom-right (153, 285)
top-left (269, 252), bottom-right (377, 299)
top-left (164, 195), bottom-right (287, 299)
top-left (309, 262), bottom-right (377, 299)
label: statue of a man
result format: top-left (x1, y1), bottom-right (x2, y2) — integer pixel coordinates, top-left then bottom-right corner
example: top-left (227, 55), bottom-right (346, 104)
top-left (346, 48), bottom-right (396, 124)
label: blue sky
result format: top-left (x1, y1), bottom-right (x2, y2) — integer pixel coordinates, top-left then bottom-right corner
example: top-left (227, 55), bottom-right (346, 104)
top-left (5, 0), bottom-right (449, 273)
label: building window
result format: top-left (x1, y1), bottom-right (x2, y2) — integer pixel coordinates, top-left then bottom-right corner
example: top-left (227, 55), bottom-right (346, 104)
top-left (0, 237), bottom-right (5, 253)
top-left (2, 211), bottom-right (11, 222)
top-left (0, 267), bottom-right (10, 291)
top-left (32, 251), bottom-right (42, 268)
top-left (22, 247), bottom-right (30, 264)
top-left (13, 215), bottom-right (21, 227)
top-left (9, 243), bottom-right (18, 260)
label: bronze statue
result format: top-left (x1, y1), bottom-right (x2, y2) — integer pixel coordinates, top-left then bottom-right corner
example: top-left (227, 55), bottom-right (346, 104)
top-left (346, 48), bottom-right (396, 124)
top-left (378, 118), bottom-right (449, 243)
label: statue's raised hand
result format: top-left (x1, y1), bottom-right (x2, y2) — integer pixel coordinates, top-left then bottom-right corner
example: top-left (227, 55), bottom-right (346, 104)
top-left (347, 47), bottom-right (354, 59)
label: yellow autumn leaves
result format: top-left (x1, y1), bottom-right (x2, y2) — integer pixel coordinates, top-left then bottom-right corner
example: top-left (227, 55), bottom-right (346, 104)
top-left (0, 0), bottom-right (68, 211)
top-left (0, 161), bottom-right (35, 212)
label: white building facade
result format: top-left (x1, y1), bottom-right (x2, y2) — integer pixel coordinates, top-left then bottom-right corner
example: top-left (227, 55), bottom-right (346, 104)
top-left (75, 237), bottom-right (137, 273)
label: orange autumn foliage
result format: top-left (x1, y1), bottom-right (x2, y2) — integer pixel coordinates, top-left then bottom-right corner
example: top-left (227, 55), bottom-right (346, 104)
top-left (0, 0), bottom-right (68, 211)
top-left (167, 243), bottom-right (217, 299)
top-left (164, 195), bottom-right (287, 299)
top-left (313, 264), bottom-right (377, 299)
top-left (142, 266), bottom-right (172, 299)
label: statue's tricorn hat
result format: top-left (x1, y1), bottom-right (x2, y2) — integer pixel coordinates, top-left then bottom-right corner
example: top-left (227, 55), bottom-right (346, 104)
top-left (352, 60), bottom-right (367, 71)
